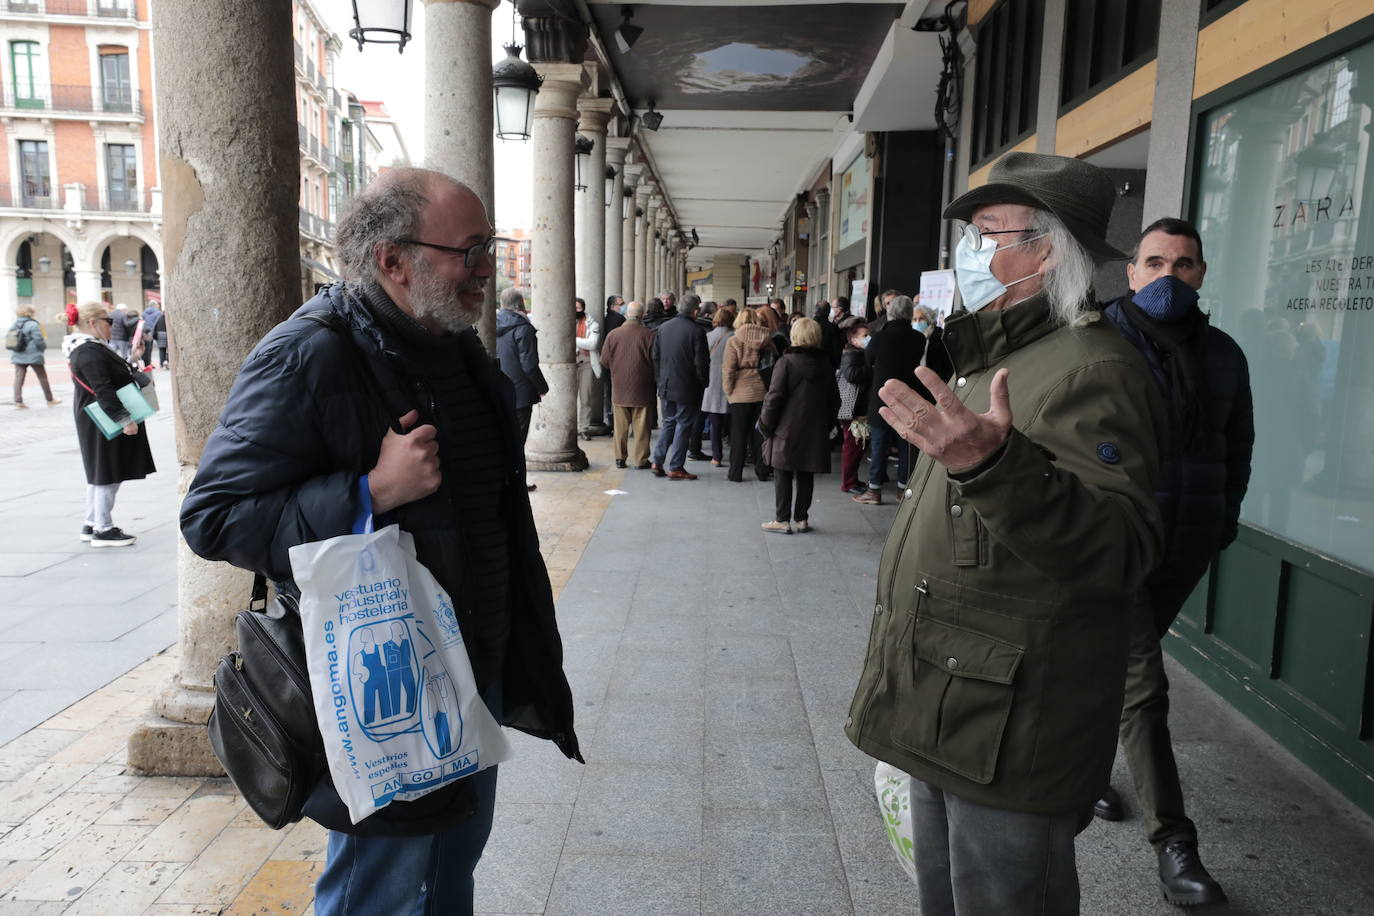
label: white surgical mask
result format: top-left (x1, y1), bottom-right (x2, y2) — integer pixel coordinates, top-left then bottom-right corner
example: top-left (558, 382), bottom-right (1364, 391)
top-left (954, 231), bottom-right (1044, 312)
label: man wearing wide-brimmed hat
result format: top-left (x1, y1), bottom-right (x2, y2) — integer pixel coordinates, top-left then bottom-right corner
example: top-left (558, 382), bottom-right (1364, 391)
top-left (845, 152), bottom-right (1168, 914)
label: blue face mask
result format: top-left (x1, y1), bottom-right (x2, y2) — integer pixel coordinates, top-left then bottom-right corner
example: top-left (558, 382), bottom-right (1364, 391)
top-left (858, 335), bottom-right (871, 349)
top-left (914, 320), bottom-right (930, 333)
top-left (1132, 275), bottom-right (1199, 323)
top-left (954, 231), bottom-right (1044, 312)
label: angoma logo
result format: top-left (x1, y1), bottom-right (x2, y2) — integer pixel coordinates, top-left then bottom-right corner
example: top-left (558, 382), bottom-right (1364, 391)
top-left (1273, 194), bottom-right (1357, 228)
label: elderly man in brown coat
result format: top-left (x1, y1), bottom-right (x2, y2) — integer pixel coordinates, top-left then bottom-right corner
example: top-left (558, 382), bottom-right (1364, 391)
top-left (600, 300), bottom-right (657, 469)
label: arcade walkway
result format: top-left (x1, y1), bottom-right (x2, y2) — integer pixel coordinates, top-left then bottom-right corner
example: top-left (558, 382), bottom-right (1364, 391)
top-left (1, 374), bottom-right (1372, 914)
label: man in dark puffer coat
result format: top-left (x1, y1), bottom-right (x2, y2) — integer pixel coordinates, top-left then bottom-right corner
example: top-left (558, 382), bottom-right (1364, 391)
top-left (1099, 217), bottom-right (1253, 907)
top-left (180, 169), bottom-right (581, 915)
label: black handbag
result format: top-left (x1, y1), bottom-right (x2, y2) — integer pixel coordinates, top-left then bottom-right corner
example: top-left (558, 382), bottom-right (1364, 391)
top-left (208, 575), bottom-right (324, 829)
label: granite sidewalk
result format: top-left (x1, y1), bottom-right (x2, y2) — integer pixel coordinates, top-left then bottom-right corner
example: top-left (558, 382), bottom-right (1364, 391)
top-left (2, 371), bottom-right (1374, 914)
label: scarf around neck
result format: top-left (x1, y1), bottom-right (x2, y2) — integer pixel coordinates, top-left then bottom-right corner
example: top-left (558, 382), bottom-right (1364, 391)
top-left (1120, 297), bottom-right (1209, 452)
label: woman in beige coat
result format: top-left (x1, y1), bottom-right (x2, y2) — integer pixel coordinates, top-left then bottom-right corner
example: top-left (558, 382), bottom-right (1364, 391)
top-left (721, 308), bottom-right (776, 482)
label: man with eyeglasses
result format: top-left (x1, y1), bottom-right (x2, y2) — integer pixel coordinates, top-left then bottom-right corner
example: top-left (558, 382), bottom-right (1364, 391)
top-left (181, 168), bottom-right (581, 915)
top-left (845, 152), bottom-right (1166, 914)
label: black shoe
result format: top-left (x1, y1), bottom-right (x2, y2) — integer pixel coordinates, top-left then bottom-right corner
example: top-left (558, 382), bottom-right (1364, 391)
top-left (1094, 785), bottom-right (1124, 821)
top-left (727, 474), bottom-right (743, 482)
top-left (636, 461), bottom-right (652, 470)
top-left (1158, 840), bottom-right (1227, 907)
top-left (652, 464), bottom-right (667, 478)
top-left (687, 451), bottom-right (708, 462)
top-left (615, 459), bottom-right (627, 469)
top-left (80, 525), bottom-right (94, 542)
top-left (90, 526), bottom-right (136, 548)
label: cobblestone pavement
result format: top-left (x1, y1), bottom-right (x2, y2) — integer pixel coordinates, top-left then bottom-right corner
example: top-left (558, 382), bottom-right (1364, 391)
top-left (2, 359), bottom-right (1374, 914)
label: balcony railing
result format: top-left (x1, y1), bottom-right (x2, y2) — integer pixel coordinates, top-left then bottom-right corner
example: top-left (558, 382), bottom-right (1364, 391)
top-left (316, 70), bottom-right (326, 92)
top-left (0, 182), bottom-right (155, 213)
top-left (306, 59), bottom-right (316, 86)
top-left (320, 144), bottom-right (332, 169)
top-left (299, 208), bottom-right (330, 240)
top-left (329, 88), bottom-right (341, 110)
top-left (309, 136), bottom-right (320, 160)
top-left (1, 82), bottom-right (142, 116)
top-left (4, 0), bottom-right (137, 18)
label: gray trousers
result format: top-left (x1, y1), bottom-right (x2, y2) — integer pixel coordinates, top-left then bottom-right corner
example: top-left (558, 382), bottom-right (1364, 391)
top-left (911, 779), bottom-right (1081, 916)
top-left (84, 482), bottom-right (121, 531)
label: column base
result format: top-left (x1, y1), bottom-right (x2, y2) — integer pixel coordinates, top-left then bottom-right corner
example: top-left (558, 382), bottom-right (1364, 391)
top-left (526, 447), bottom-right (589, 472)
top-left (126, 680), bottom-right (225, 776)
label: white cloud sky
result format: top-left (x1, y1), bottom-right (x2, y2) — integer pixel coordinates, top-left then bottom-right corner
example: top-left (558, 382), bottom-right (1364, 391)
top-left (320, 0), bottom-right (534, 231)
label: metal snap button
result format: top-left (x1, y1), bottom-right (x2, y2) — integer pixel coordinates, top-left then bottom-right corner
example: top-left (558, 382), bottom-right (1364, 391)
top-left (956, 377), bottom-right (967, 388)
top-left (946, 657), bottom-right (959, 670)
top-left (950, 504), bottom-right (963, 518)
top-left (904, 488), bottom-right (913, 500)
top-left (875, 604), bottom-right (884, 615)
top-left (845, 716), bottom-right (853, 727)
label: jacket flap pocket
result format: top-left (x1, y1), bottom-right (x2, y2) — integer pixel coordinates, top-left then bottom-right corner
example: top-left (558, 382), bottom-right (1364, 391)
top-left (913, 617), bottom-right (1022, 685)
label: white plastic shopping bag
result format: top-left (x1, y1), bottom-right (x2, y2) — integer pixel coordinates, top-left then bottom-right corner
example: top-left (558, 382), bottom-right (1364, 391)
top-left (874, 762), bottom-right (919, 883)
top-left (290, 521), bottom-right (511, 824)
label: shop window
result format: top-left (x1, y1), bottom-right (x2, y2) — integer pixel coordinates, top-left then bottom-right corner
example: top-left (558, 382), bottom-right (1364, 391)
top-left (1060, 0), bottom-right (1161, 112)
top-left (18, 139), bottom-right (51, 206)
top-left (9, 41), bottom-right (43, 110)
top-left (971, 0), bottom-right (1044, 168)
top-left (99, 48), bottom-right (132, 113)
top-left (1193, 38), bottom-right (1374, 574)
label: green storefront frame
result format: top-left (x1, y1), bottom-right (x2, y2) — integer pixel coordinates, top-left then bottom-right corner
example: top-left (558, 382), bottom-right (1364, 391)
top-left (1179, 15), bottom-right (1374, 817)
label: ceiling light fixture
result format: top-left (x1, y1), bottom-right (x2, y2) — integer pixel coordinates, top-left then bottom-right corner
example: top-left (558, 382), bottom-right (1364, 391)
top-left (349, 0), bottom-right (412, 52)
top-left (615, 5), bottom-right (643, 55)
top-left (641, 100), bottom-right (663, 132)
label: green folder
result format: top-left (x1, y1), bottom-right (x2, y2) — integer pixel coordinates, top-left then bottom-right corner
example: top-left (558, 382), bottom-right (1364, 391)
top-left (84, 382), bottom-right (157, 440)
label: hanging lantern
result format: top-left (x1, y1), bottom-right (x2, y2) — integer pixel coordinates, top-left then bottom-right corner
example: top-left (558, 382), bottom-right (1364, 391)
top-left (623, 187), bottom-right (635, 220)
top-left (492, 43), bottom-right (541, 141)
top-left (123, 258), bottom-right (138, 277)
top-left (574, 134), bottom-right (594, 191)
top-left (604, 166), bottom-right (617, 208)
top-left (349, 0), bottom-right (413, 52)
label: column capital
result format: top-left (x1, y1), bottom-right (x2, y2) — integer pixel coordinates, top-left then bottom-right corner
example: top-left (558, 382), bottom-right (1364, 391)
top-left (423, 0), bottom-right (501, 10)
top-left (605, 136), bottom-right (632, 167)
top-left (532, 63), bottom-right (590, 120)
top-left (576, 96), bottom-right (615, 133)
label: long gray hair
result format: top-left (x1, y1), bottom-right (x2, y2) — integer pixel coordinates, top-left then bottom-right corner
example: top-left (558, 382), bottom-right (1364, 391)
top-left (1028, 209), bottom-right (1096, 327)
top-left (335, 168), bottom-right (473, 283)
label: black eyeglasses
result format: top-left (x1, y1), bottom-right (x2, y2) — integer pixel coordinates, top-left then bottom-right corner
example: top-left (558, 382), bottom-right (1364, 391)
top-left (962, 224), bottom-right (1041, 249)
top-left (399, 236), bottom-right (497, 269)
top-left (97, 316), bottom-right (114, 324)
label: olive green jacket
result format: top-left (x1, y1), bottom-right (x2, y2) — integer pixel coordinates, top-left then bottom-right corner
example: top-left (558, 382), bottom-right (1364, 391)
top-left (845, 292), bottom-right (1165, 815)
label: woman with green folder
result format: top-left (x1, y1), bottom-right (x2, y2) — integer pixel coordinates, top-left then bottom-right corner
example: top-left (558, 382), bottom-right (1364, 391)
top-left (64, 301), bottom-right (156, 547)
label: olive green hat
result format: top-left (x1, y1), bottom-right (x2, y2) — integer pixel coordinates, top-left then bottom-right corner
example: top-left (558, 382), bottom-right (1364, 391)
top-left (943, 151), bottom-right (1128, 261)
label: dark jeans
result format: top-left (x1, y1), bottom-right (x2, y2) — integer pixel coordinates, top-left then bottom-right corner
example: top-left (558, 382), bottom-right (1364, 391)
top-left (12, 363), bottom-right (53, 404)
top-left (727, 401), bottom-right (767, 479)
top-left (159, 344), bottom-right (170, 368)
top-left (1118, 576), bottom-right (1205, 853)
top-left (689, 409), bottom-right (707, 455)
top-left (515, 405), bottom-right (533, 446)
top-left (705, 411), bottom-right (727, 461)
top-left (867, 412), bottom-right (912, 489)
top-left (773, 469), bottom-right (814, 523)
top-left (911, 778), bottom-right (1081, 916)
top-left (652, 397), bottom-right (698, 471)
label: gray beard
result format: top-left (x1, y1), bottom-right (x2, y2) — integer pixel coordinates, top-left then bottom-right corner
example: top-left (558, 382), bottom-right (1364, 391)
top-left (409, 256), bottom-right (483, 333)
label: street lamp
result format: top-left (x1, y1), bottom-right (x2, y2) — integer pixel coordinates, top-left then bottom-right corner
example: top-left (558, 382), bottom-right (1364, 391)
top-left (492, 43), bottom-right (541, 141)
top-left (349, 0), bottom-right (412, 52)
top-left (605, 166), bottom-right (617, 208)
top-left (623, 187), bottom-right (635, 220)
top-left (37, 255), bottom-right (51, 273)
top-left (123, 258), bottom-right (138, 277)
top-left (574, 134), bottom-right (594, 191)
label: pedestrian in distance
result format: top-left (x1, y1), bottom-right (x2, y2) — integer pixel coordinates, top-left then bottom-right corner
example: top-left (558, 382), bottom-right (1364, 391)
top-left (600, 300), bottom-right (657, 469)
top-left (179, 168), bottom-right (581, 916)
top-left (601, 294), bottom-right (625, 429)
top-left (836, 318), bottom-right (871, 494)
top-left (1096, 216), bottom-right (1254, 907)
top-left (109, 303), bottom-right (132, 358)
top-left (759, 317), bottom-right (840, 534)
top-left (496, 286), bottom-right (547, 491)
top-left (574, 297), bottom-right (603, 440)
top-left (721, 307), bottom-right (775, 483)
top-left (8, 304), bottom-right (60, 409)
top-left (852, 294), bottom-right (924, 505)
top-left (649, 293), bottom-right (709, 479)
top-left (845, 151), bottom-right (1167, 916)
top-left (65, 301), bottom-right (155, 547)
top-left (700, 304), bottom-right (736, 466)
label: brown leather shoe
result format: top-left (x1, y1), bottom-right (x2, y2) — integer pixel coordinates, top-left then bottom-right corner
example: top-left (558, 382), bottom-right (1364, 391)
top-left (667, 469), bottom-right (698, 480)
top-left (651, 464), bottom-right (667, 477)
top-left (852, 489), bottom-right (882, 505)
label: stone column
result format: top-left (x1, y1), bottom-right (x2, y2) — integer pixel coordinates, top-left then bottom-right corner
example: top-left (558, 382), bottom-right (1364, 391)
top-left (424, 0), bottom-right (502, 352)
top-left (636, 184), bottom-right (656, 303)
top-left (604, 137), bottom-right (630, 300)
top-left (128, 0), bottom-right (299, 775)
top-left (524, 63), bottom-right (590, 470)
top-left (574, 97), bottom-right (612, 434)
top-left (620, 162), bottom-right (640, 300)
top-left (73, 268), bottom-right (102, 304)
top-left (0, 266), bottom-right (18, 328)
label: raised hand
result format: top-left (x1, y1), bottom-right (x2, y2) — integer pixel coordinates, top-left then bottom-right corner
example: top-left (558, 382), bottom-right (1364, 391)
top-left (878, 367), bottom-right (1013, 473)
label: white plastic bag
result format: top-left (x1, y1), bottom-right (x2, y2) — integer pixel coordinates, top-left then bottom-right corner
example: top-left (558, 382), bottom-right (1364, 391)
top-left (290, 523), bottom-right (511, 825)
top-left (874, 762), bottom-right (919, 883)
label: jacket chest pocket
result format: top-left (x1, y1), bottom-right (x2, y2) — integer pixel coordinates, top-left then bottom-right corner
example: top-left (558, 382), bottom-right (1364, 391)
top-left (946, 483), bottom-right (986, 567)
top-left (892, 614), bottom-right (1023, 785)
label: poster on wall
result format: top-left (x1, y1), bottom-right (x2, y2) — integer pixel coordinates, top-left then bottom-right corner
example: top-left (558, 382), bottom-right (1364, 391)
top-left (919, 270), bottom-right (957, 323)
top-left (850, 279), bottom-right (869, 313)
top-left (838, 154), bottom-right (870, 252)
